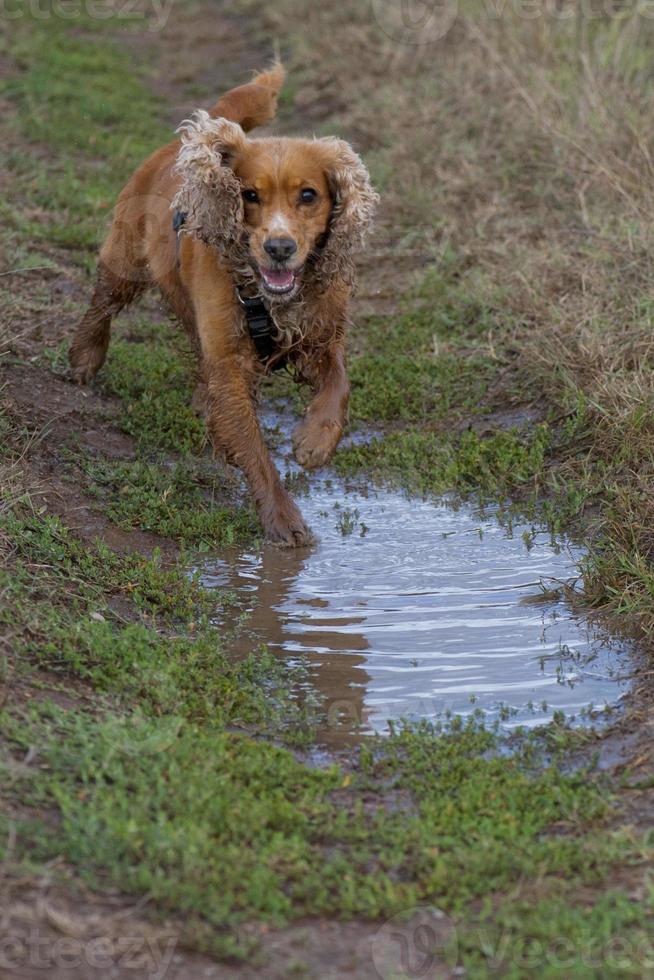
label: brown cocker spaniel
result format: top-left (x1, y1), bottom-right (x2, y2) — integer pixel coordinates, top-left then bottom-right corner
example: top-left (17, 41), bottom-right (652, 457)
top-left (69, 64), bottom-right (378, 546)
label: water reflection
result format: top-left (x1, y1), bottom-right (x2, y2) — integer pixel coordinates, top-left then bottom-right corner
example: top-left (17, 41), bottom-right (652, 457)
top-left (201, 539), bottom-right (373, 742)
top-left (199, 414), bottom-right (633, 741)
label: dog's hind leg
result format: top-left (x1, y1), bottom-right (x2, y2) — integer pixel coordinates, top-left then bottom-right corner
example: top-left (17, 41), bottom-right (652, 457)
top-left (69, 262), bottom-right (145, 383)
top-left (69, 184), bottom-right (162, 383)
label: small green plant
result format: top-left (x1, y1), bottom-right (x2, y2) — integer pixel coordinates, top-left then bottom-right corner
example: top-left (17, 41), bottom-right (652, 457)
top-left (336, 505), bottom-right (360, 536)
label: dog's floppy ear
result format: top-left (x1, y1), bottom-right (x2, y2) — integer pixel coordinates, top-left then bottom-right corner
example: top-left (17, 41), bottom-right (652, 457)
top-left (315, 138), bottom-right (380, 286)
top-left (171, 111), bottom-right (246, 249)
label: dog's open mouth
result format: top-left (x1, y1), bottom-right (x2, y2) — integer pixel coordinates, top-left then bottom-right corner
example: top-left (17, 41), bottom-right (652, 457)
top-left (259, 267), bottom-right (299, 295)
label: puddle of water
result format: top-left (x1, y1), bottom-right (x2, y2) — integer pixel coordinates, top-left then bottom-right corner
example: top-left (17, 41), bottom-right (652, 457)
top-left (198, 410), bottom-right (633, 741)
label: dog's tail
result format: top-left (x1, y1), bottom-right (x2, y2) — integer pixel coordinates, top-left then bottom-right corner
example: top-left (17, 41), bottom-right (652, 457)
top-left (208, 61), bottom-right (285, 133)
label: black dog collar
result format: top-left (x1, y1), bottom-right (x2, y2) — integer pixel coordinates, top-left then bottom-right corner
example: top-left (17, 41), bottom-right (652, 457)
top-left (236, 288), bottom-right (287, 372)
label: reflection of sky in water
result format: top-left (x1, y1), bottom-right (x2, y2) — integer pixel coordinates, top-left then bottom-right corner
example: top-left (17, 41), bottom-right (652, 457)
top-left (199, 415), bottom-right (633, 735)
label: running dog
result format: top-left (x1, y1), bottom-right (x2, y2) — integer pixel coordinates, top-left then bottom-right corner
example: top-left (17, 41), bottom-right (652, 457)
top-left (69, 64), bottom-right (378, 545)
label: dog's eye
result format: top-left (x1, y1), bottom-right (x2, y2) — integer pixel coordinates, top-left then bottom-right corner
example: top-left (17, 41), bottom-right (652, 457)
top-left (242, 189), bottom-right (260, 204)
top-left (299, 188), bottom-right (317, 204)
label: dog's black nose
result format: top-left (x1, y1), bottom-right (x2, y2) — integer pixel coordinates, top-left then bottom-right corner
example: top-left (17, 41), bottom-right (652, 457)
top-left (263, 237), bottom-right (297, 262)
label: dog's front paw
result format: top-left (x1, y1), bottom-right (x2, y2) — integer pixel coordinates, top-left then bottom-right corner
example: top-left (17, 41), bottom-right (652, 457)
top-left (263, 494), bottom-right (314, 548)
top-left (292, 417), bottom-right (342, 471)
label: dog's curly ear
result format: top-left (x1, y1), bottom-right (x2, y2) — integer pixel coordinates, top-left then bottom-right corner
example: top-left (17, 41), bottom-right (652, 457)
top-left (315, 138), bottom-right (380, 287)
top-left (172, 112), bottom-right (246, 249)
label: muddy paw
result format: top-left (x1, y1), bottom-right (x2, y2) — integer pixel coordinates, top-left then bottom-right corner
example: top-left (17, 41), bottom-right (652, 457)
top-left (267, 517), bottom-right (314, 548)
top-left (292, 418), bottom-right (342, 471)
top-left (264, 497), bottom-right (314, 548)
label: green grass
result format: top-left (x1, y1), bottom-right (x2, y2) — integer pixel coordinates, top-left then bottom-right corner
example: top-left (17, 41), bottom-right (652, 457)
top-left (337, 425), bottom-right (551, 498)
top-left (348, 262), bottom-right (504, 424)
top-left (6, 511), bottom-right (206, 620)
top-left (2, 0), bottom-right (167, 253)
top-left (3, 704), bottom-right (650, 963)
top-left (100, 333), bottom-right (206, 454)
top-left (1, 501), bottom-right (318, 736)
top-left (65, 319), bottom-right (262, 547)
top-left (458, 888), bottom-right (654, 978)
top-left (74, 454), bottom-right (258, 548)
top-left (336, 259), bottom-right (555, 505)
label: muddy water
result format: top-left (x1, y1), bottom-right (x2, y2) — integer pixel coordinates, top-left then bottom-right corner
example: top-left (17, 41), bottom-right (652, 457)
top-left (199, 409), bottom-right (632, 741)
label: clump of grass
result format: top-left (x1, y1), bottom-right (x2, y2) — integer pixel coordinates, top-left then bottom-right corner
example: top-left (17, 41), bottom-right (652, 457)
top-left (348, 260), bottom-right (506, 424)
top-left (337, 425), bottom-right (551, 499)
top-left (457, 888), bottom-right (654, 977)
top-left (5, 512), bottom-right (206, 620)
top-left (76, 454), bottom-right (258, 548)
top-left (349, 345), bottom-right (493, 422)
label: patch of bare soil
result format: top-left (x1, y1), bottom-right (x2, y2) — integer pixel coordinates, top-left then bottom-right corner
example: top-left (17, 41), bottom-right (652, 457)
top-left (0, 878), bottom-right (396, 980)
top-left (131, 8), bottom-right (272, 125)
top-left (1, 363), bottom-right (172, 556)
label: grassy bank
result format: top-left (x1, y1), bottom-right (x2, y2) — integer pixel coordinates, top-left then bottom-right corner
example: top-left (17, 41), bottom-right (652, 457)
top-left (2, 1), bottom-right (654, 975)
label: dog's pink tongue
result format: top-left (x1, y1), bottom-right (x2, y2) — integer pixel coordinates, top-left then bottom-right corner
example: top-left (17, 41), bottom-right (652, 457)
top-left (262, 269), bottom-right (294, 289)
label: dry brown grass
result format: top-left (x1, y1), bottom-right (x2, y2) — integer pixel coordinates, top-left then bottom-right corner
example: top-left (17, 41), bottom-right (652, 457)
top-left (275, 3), bottom-right (654, 295)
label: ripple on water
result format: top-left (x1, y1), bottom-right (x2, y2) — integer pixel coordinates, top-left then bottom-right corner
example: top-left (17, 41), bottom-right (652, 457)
top-left (198, 420), bottom-right (633, 737)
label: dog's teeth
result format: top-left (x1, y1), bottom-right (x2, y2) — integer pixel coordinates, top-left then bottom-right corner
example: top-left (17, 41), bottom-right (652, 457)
top-left (261, 268), bottom-right (295, 292)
